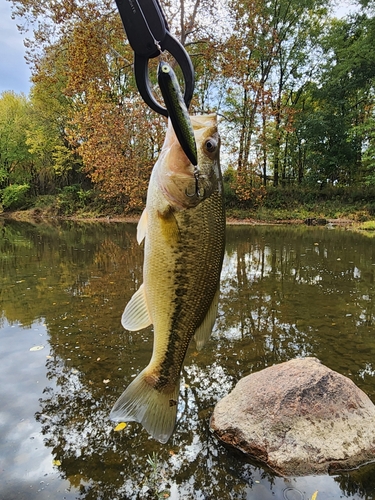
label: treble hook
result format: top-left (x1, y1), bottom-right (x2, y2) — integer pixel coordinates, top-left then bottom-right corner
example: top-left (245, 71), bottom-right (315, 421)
top-left (185, 167), bottom-right (205, 198)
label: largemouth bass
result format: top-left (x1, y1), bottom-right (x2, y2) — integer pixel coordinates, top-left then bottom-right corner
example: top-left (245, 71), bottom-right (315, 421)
top-left (110, 114), bottom-right (225, 443)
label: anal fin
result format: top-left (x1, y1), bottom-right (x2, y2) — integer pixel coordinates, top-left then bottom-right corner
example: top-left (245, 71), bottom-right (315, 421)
top-left (121, 283), bottom-right (152, 331)
top-left (194, 286), bottom-right (220, 350)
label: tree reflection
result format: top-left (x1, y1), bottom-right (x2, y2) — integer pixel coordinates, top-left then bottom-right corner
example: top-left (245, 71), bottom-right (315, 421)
top-left (2, 220), bottom-right (375, 498)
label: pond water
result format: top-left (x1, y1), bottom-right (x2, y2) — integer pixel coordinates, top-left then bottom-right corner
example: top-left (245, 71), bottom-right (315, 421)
top-left (1, 219), bottom-right (375, 500)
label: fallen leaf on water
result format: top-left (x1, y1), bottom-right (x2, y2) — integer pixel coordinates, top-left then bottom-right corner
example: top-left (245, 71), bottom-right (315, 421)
top-left (52, 459), bottom-right (61, 466)
top-left (30, 345), bottom-right (44, 352)
top-left (103, 379), bottom-right (110, 384)
top-left (114, 422), bottom-right (127, 431)
top-left (311, 491), bottom-right (318, 500)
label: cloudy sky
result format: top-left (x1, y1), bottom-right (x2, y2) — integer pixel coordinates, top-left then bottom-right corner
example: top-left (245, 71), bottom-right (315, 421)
top-left (0, 1), bottom-right (31, 95)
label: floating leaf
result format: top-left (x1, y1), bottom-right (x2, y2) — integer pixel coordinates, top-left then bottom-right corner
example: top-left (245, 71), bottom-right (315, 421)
top-left (53, 459), bottom-right (61, 466)
top-left (311, 492), bottom-right (318, 500)
top-left (30, 345), bottom-right (44, 351)
top-left (114, 422), bottom-right (127, 431)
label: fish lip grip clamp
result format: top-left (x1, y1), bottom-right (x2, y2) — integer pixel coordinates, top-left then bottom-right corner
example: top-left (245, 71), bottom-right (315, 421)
top-left (114, 0), bottom-right (195, 117)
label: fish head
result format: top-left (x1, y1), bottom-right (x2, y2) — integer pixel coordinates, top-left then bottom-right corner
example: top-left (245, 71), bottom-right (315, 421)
top-left (154, 114), bottom-right (221, 209)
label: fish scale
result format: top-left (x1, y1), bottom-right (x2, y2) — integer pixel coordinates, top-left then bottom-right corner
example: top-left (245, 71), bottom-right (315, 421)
top-left (153, 194), bottom-right (225, 390)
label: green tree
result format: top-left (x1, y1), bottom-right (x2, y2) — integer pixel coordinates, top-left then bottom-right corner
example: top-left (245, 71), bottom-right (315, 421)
top-left (220, 0), bottom-right (329, 196)
top-left (26, 48), bottom-right (83, 193)
top-left (0, 91), bottom-right (33, 188)
top-left (293, 13), bottom-right (375, 186)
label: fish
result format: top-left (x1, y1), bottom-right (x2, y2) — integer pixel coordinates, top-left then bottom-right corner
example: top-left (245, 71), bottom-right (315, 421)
top-left (157, 61), bottom-right (198, 166)
top-left (110, 113), bottom-right (225, 443)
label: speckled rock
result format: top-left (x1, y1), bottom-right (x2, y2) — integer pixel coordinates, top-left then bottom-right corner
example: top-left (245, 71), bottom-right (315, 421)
top-left (210, 357), bottom-right (375, 476)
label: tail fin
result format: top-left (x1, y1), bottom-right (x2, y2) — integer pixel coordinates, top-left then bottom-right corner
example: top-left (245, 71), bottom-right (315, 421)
top-left (109, 369), bottom-right (179, 444)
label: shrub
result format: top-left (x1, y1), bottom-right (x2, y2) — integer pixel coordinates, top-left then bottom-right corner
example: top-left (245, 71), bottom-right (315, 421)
top-left (56, 184), bottom-right (95, 215)
top-left (1, 184), bottom-right (30, 210)
top-left (359, 220), bottom-right (375, 231)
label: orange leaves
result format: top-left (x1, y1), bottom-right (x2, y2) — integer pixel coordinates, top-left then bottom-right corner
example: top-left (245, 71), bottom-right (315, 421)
top-left (42, 0), bottom-right (167, 212)
top-left (231, 168), bottom-right (266, 205)
top-left (70, 91), bottom-right (165, 211)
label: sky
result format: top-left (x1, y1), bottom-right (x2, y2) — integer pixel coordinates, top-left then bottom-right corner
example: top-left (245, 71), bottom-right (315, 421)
top-left (0, 0), bottom-right (31, 95)
top-left (0, 1), bottom-right (357, 98)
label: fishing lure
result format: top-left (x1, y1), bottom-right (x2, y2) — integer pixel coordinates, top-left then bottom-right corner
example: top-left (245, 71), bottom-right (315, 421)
top-left (157, 61), bottom-right (198, 167)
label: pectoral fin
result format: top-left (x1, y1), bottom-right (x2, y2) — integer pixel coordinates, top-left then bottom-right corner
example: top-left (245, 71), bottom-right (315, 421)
top-left (137, 208), bottom-right (148, 244)
top-left (121, 283), bottom-right (152, 331)
top-left (194, 286), bottom-right (220, 350)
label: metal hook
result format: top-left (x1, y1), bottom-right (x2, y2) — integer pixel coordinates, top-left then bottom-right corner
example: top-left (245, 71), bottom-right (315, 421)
top-left (185, 184), bottom-right (197, 198)
top-left (185, 168), bottom-right (205, 198)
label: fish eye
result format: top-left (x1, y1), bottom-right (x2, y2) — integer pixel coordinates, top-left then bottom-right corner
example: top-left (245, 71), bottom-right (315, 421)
top-left (205, 138), bottom-right (217, 153)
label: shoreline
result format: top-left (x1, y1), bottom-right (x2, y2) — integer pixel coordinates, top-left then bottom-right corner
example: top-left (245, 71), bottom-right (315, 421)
top-left (0, 209), bottom-right (356, 228)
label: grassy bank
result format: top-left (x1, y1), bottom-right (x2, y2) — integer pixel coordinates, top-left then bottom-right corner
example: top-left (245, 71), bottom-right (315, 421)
top-left (1, 185), bottom-right (375, 230)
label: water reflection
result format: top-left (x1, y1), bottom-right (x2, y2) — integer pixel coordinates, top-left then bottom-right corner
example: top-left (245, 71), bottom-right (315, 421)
top-left (1, 219), bottom-right (375, 499)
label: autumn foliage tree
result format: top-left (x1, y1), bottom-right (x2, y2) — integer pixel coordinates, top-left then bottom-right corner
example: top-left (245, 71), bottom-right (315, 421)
top-left (9, 0), bottom-right (223, 211)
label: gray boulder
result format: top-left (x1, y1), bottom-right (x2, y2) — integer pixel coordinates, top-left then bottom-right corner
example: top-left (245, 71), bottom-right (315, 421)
top-left (210, 357), bottom-right (375, 476)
